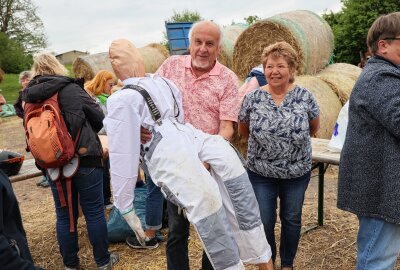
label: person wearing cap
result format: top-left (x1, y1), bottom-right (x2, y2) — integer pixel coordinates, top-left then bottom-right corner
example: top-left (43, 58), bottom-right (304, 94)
top-left (0, 70), bottom-right (43, 270)
top-left (105, 38), bottom-right (274, 270)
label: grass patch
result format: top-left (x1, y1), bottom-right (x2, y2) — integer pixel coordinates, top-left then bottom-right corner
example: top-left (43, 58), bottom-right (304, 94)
top-left (1, 73), bottom-right (20, 104)
top-left (1, 64), bottom-right (74, 104)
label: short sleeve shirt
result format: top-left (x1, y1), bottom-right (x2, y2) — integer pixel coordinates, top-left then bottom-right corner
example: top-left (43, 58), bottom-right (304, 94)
top-left (238, 86), bottom-right (320, 179)
top-left (157, 55), bottom-right (239, 135)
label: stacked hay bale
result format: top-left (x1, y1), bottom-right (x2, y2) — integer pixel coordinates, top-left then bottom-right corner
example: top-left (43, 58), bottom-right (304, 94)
top-left (295, 75), bottom-right (342, 139)
top-left (218, 24), bottom-right (248, 69)
top-left (233, 10), bottom-right (334, 80)
top-left (73, 43), bottom-right (169, 82)
top-left (316, 63), bottom-right (362, 104)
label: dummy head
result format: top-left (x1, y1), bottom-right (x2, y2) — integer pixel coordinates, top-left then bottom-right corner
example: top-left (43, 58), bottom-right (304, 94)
top-left (109, 39), bottom-right (145, 80)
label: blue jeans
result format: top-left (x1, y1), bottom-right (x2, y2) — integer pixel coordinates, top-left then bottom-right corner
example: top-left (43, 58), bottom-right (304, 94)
top-left (49, 167), bottom-right (110, 268)
top-left (145, 174), bottom-right (164, 230)
top-left (357, 216), bottom-right (400, 270)
top-left (102, 158), bottom-right (112, 205)
top-left (247, 169), bottom-right (311, 268)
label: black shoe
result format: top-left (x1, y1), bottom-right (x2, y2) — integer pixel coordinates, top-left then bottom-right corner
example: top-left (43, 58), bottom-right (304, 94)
top-left (126, 235), bottom-right (159, 249)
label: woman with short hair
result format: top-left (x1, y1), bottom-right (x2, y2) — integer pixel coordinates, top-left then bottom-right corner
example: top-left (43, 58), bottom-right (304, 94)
top-left (238, 41), bottom-right (320, 270)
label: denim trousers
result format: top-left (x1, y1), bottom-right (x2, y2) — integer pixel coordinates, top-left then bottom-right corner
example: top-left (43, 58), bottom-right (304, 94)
top-left (145, 174), bottom-right (164, 230)
top-left (166, 201), bottom-right (213, 270)
top-left (102, 158), bottom-right (112, 205)
top-left (49, 167), bottom-right (110, 268)
top-left (356, 216), bottom-right (400, 270)
top-left (247, 169), bottom-right (311, 268)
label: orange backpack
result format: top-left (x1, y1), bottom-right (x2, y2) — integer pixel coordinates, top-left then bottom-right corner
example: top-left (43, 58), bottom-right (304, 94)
top-left (24, 92), bottom-right (79, 232)
top-left (24, 92), bottom-right (75, 169)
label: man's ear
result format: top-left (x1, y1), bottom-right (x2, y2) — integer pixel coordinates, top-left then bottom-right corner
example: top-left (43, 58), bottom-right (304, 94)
top-left (377, 39), bottom-right (389, 55)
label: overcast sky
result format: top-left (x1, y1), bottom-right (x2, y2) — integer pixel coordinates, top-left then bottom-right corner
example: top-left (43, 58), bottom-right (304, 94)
top-left (33, 0), bottom-right (343, 54)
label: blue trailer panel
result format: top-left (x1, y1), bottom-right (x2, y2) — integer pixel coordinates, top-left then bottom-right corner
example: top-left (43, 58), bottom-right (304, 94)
top-left (165, 22), bottom-right (193, 55)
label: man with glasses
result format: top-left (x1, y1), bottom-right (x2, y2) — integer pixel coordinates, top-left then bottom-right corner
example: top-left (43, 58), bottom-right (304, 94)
top-left (338, 12), bottom-right (400, 270)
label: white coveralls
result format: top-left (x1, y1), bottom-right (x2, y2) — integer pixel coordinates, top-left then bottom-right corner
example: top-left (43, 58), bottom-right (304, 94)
top-left (104, 74), bottom-right (272, 270)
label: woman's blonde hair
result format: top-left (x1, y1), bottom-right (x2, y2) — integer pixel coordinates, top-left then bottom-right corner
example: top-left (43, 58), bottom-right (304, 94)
top-left (261, 41), bottom-right (299, 83)
top-left (31, 53), bottom-right (68, 77)
top-left (84, 70), bottom-right (115, 96)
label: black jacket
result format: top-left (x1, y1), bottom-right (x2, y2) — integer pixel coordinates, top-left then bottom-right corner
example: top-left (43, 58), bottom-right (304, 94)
top-left (22, 75), bottom-right (104, 166)
top-left (0, 169), bottom-right (42, 270)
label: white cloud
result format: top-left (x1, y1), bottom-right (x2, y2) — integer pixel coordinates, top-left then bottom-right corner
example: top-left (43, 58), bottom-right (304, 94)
top-left (33, 0), bottom-right (342, 54)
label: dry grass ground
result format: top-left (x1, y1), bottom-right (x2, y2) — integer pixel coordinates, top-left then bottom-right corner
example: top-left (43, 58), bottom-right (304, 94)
top-left (3, 116), bottom-right (400, 269)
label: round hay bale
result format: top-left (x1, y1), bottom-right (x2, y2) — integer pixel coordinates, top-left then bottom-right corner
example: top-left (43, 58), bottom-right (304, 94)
top-left (295, 75), bottom-right (342, 139)
top-left (218, 24), bottom-right (248, 68)
top-left (73, 52), bottom-right (112, 82)
top-left (320, 63), bottom-right (362, 81)
top-left (316, 63), bottom-right (361, 105)
top-left (233, 10), bottom-right (334, 80)
top-left (73, 44), bottom-right (170, 82)
top-left (138, 43), bottom-right (170, 73)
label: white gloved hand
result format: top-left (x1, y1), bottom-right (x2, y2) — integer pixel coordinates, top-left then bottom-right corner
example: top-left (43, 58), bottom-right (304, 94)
top-left (123, 210), bottom-right (147, 246)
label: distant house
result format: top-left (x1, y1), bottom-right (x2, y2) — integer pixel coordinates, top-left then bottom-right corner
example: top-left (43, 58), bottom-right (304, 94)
top-left (56, 50), bottom-right (89, 65)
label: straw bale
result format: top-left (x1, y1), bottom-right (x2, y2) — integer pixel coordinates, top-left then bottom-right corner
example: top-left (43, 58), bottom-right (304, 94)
top-left (138, 43), bottom-right (170, 73)
top-left (322, 63), bottom-right (362, 81)
top-left (73, 52), bottom-right (112, 82)
top-left (233, 10), bottom-right (334, 80)
top-left (218, 24), bottom-right (247, 68)
top-left (73, 44), bottom-right (170, 82)
top-left (316, 63), bottom-right (361, 105)
top-left (295, 75), bottom-right (342, 139)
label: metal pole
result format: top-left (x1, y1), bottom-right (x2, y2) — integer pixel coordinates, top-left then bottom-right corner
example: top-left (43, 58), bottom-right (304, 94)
top-left (318, 162), bottom-right (324, 226)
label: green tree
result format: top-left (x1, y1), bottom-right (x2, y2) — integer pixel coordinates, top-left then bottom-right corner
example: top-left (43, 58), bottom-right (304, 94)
top-left (244, 15), bottom-right (260, 25)
top-left (166, 9), bottom-right (202, 23)
top-left (0, 32), bottom-right (32, 73)
top-left (162, 10), bottom-right (203, 51)
top-left (0, 0), bottom-right (47, 54)
top-left (323, 0), bottom-right (400, 64)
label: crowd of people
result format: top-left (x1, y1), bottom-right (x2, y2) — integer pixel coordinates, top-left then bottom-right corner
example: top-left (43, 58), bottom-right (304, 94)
top-left (0, 11), bottom-right (399, 270)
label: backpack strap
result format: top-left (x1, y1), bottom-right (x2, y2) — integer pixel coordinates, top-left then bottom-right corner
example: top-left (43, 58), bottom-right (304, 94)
top-left (122, 84), bottom-right (162, 125)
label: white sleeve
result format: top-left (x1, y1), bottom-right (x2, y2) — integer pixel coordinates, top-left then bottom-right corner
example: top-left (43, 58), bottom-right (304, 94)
top-left (105, 95), bottom-right (141, 214)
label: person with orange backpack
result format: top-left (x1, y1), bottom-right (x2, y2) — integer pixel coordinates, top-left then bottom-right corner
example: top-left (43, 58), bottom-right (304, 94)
top-left (22, 53), bottom-right (119, 270)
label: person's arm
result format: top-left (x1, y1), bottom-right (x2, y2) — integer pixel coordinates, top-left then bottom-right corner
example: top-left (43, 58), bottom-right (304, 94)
top-left (365, 72), bottom-right (400, 138)
top-left (238, 122), bottom-right (250, 139)
top-left (218, 120), bottom-right (234, 141)
top-left (309, 116), bottom-right (320, 137)
top-left (79, 87), bottom-right (105, 133)
top-left (306, 89), bottom-right (320, 137)
top-left (219, 73), bottom-right (240, 140)
top-left (0, 235), bottom-right (42, 270)
top-left (105, 93), bottom-right (146, 243)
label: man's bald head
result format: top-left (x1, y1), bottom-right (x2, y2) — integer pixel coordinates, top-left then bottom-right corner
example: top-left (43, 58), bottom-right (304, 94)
top-left (109, 39), bottom-right (145, 80)
top-left (188, 20), bottom-right (222, 46)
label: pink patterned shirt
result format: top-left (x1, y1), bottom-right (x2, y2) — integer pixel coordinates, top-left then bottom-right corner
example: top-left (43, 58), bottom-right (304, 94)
top-left (157, 55), bottom-right (239, 135)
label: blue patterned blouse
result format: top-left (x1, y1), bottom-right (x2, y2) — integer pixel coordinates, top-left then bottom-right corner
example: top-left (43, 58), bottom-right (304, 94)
top-left (238, 86), bottom-right (319, 179)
